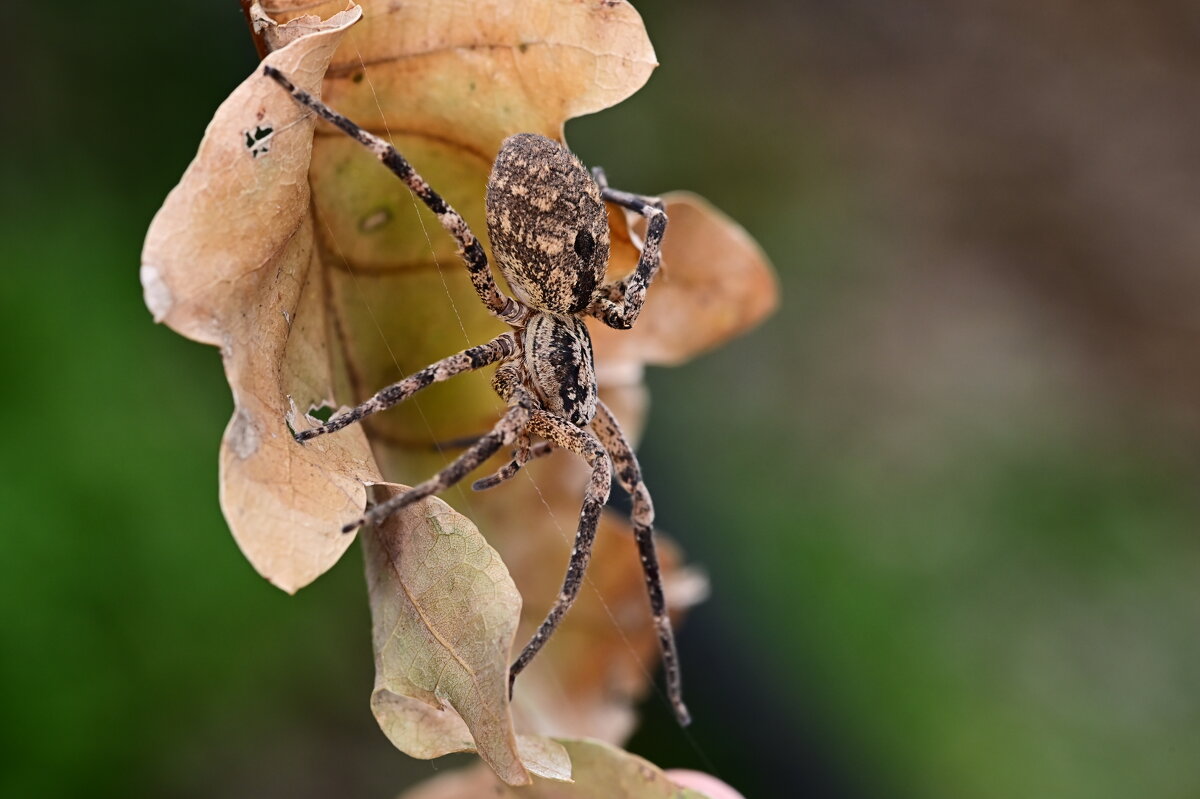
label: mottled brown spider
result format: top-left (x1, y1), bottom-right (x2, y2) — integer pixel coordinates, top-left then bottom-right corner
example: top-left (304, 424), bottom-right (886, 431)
top-left (264, 66), bottom-right (687, 725)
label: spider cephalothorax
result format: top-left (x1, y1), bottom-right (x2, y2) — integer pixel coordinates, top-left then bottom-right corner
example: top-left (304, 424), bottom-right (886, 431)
top-left (263, 66), bottom-right (687, 725)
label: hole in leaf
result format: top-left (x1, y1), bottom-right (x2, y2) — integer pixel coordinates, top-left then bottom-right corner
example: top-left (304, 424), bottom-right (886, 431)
top-left (308, 404), bottom-right (336, 423)
top-left (243, 124), bottom-right (274, 158)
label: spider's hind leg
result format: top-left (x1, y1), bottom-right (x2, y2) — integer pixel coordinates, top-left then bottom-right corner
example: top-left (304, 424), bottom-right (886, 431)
top-left (591, 399), bottom-right (690, 726)
top-left (508, 411), bottom-right (612, 691)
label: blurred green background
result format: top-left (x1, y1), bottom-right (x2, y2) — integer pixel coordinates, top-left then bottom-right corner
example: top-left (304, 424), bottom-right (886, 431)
top-left (5, 1), bottom-right (1200, 797)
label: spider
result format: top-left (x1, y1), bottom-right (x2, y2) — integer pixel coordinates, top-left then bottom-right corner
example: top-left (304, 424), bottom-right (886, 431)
top-left (263, 66), bottom-right (688, 725)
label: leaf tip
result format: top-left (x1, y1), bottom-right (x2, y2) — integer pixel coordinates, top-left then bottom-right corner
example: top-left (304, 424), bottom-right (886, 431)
top-left (268, 574), bottom-right (303, 596)
top-left (517, 735), bottom-right (573, 783)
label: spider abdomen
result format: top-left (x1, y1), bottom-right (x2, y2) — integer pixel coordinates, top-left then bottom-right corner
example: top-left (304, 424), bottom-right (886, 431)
top-left (485, 134), bottom-right (611, 315)
top-left (524, 312), bottom-right (598, 427)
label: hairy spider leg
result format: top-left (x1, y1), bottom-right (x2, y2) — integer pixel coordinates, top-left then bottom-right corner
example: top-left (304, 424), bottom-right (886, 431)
top-left (263, 66), bottom-right (528, 326)
top-left (591, 400), bottom-right (690, 726)
top-left (295, 333), bottom-right (517, 442)
top-left (508, 411), bottom-right (612, 689)
top-left (471, 440), bottom-right (555, 491)
top-left (341, 368), bottom-right (537, 533)
top-left (588, 181), bottom-right (668, 330)
top-left (589, 165), bottom-right (610, 190)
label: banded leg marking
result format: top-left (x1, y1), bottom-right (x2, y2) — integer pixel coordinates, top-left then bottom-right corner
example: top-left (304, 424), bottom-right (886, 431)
top-left (509, 412), bottom-right (612, 692)
top-left (592, 400), bottom-right (690, 726)
top-left (294, 333), bottom-right (516, 442)
top-left (471, 439), bottom-right (554, 491)
top-left (263, 66), bottom-right (528, 326)
top-left (340, 385), bottom-right (537, 533)
top-left (588, 177), bottom-right (667, 330)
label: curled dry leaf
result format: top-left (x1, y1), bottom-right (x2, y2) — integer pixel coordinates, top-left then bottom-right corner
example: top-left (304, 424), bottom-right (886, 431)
top-left (143, 0), bottom-right (776, 785)
top-left (141, 6), bottom-right (376, 594)
top-left (363, 488), bottom-right (569, 785)
top-left (399, 738), bottom-right (711, 799)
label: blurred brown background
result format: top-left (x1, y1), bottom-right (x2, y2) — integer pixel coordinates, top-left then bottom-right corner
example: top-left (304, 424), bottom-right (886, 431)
top-left (3, 1), bottom-right (1199, 797)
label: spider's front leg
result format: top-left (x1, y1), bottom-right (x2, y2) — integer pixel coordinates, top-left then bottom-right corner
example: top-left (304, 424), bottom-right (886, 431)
top-left (588, 167), bottom-right (668, 330)
top-left (293, 333), bottom-right (516, 442)
top-left (263, 66), bottom-right (529, 327)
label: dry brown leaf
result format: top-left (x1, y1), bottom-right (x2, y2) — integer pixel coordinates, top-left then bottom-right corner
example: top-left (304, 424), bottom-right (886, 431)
top-left (264, 0), bottom-right (657, 154)
top-left (363, 489), bottom-right (569, 784)
top-left (371, 690), bottom-right (572, 783)
top-left (399, 738), bottom-right (711, 799)
top-left (141, 6), bottom-right (378, 593)
top-left (590, 192), bottom-right (779, 385)
top-left (143, 0), bottom-right (776, 783)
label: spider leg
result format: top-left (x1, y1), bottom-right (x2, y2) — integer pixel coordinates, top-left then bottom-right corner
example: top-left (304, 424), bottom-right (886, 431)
top-left (590, 165), bottom-right (609, 190)
top-left (341, 374), bottom-right (537, 533)
top-left (587, 182), bottom-right (667, 330)
top-left (471, 440), bottom-right (554, 491)
top-left (591, 400), bottom-right (690, 726)
top-left (509, 411), bottom-right (612, 691)
top-left (294, 333), bottom-right (516, 442)
top-left (263, 66), bottom-right (529, 326)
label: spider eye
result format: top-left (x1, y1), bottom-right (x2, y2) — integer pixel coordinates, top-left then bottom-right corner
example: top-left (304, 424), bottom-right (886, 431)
top-left (573, 230), bottom-right (595, 263)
